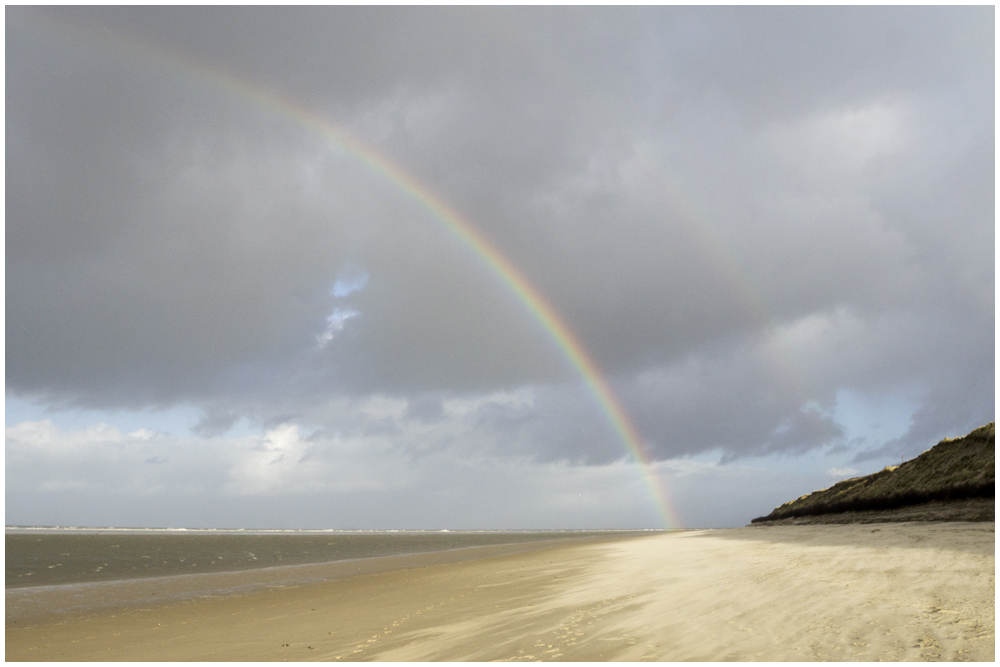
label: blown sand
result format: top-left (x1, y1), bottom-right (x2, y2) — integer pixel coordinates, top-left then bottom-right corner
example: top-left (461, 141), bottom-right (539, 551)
top-left (6, 522), bottom-right (993, 661)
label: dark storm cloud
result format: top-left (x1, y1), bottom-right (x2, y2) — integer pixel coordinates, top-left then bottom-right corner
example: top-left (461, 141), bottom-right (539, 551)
top-left (6, 6), bottom-right (993, 464)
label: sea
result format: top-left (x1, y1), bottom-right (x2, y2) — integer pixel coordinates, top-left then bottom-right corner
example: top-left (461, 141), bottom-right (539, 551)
top-left (6, 527), bottom-right (657, 621)
top-left (5, 526), bottom-right (659, 588)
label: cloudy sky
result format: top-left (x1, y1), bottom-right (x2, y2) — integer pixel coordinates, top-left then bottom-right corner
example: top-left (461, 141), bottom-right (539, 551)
top-left (6, 7), bottom-right (994, 529)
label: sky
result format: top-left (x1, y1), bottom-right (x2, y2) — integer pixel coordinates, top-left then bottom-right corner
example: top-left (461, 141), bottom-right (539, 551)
top-left (6, 6), bottom-right (994, 530)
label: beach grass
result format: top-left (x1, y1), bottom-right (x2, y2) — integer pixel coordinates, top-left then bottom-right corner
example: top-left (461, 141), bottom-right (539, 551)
top-left (752, 423), bottom-right (995, 524)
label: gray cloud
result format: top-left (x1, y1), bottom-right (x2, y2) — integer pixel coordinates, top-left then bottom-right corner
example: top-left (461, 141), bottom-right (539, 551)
top-left (6, 6), bottom-right (993, 527)
top-left (6, 418), bottom-right (841, 528)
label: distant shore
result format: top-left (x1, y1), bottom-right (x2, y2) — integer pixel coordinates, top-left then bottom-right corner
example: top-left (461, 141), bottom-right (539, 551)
top-left (7, 522), bottom-right (993, 661)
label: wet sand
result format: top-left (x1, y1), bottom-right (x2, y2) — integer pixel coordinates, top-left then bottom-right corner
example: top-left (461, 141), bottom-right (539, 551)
top-left (6, 522), bottom-right (993, 661)
top-left (7, 530), bottom-right (627, 589)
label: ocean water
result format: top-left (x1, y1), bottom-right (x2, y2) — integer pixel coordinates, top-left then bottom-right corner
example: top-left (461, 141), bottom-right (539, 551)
top-left (6, 527), bottom-right (652, 589)
top-left (6, 527), bottom-right (657, 622)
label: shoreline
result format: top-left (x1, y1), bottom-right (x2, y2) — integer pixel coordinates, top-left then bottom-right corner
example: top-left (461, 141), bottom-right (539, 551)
top-left (6, 522), bottom-right (993, 661)
top-left (6, 533), bottom-right (634, 623)
top-left (7, 528), bottom-right (656, 591)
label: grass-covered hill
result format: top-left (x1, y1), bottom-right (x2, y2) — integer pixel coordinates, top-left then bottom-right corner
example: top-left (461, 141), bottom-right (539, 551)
top-left (752, 423), bottom-right (995, 524)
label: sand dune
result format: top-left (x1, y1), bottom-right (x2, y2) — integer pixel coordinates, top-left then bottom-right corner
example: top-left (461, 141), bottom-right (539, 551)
top-left (6, 522), bottom-right (993, 661)
top-left (754, 423), bottom-right (995, 524)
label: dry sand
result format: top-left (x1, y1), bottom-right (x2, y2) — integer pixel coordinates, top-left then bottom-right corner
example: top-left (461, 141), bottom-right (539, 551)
top-left (6, 522), bottom-right (993, 661)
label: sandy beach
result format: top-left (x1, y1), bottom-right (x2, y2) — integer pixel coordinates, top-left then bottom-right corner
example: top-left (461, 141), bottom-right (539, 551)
top-left (6, 522), bottom-right (993, 661)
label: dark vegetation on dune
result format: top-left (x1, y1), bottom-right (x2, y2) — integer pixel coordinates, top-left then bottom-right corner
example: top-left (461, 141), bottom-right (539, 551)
top-left (752, 423), bottom-right (995, 524)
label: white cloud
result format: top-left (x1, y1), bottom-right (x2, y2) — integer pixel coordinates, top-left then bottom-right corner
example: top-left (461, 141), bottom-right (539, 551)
top-left (223, 423), bottom-right (308, 495)
top-left (3, 413), bottom-right (901, 528)
top-left (760, 102), bottom-right (911, 182)
top-left (8, 420), bottom-right (137, 450)
top-left (221, 424), bottom-right (408, 497)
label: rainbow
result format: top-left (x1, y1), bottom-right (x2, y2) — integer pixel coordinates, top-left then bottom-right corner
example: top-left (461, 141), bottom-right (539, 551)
top-left (31, 13), bottom-right (682, 528)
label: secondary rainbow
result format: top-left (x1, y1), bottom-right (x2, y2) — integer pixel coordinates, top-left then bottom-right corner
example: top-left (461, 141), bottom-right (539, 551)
top-left (47, 15), bottom-right (682, 529)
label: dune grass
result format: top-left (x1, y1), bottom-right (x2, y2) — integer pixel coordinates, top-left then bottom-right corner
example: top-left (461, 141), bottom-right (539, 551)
top-left (752, 423), bottom-right (995, 523)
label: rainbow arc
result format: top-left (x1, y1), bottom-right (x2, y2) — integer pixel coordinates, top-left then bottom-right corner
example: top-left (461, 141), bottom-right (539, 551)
top-left (34, 14), bottom-right (682, 528)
